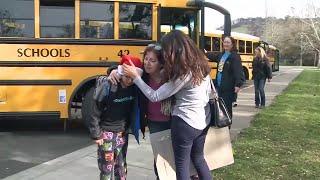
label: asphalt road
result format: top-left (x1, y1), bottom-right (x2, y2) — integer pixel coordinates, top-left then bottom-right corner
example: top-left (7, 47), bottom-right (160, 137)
top-left (0, 119), bottom-right (91, 179)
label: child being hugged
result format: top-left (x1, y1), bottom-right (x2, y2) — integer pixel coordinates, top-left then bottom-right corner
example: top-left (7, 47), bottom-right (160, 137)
top-left (88, 55), bottom-right (143, 180)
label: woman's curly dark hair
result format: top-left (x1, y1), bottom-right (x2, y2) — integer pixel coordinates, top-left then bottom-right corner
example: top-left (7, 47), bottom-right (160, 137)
top-left (160, 30), bottom-right (210, 85)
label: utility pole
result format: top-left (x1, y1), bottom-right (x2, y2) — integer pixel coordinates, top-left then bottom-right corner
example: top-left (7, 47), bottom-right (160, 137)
top-left (265, 0), bottom-right (268, 18)
top-left (314, 51), bottom-right (317, 67)
top-left (300, 17), bottom-right (303, 67)
top-left (300, 34), bottom-right (303, 66)
top-left (265, 0), bottom-right (268, 42)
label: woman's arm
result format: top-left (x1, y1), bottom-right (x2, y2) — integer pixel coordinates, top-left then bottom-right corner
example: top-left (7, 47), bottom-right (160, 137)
top-left (264, 58), bottom-right (273, 79)
top-left (121, 61), bottom-right (192, 102)
top-left (232, 53), bottom-right (245, 88)
top-left (206, 52), bottom-right (220, 63)
top-left (133, 74), bottom-right (191, 102)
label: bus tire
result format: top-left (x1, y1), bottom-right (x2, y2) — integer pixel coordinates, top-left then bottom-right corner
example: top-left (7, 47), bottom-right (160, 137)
top-left (243, 67), bottom-right (249, 80)
top-left (81, 87), bottom-right (94, 128)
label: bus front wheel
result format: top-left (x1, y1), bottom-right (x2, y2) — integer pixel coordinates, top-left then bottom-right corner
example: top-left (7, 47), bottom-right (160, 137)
top-left (243, 67), bottom-right (249, 80)
top-left (81, 87), bottom-right (94, 128)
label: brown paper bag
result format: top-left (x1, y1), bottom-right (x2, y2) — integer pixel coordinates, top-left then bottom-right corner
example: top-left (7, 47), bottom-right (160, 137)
top-left (149, 127), bottom-right (234, 180)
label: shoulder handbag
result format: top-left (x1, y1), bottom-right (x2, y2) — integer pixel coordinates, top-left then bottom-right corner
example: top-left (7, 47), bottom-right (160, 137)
top-left (209, 80), bottom-right (232, 128)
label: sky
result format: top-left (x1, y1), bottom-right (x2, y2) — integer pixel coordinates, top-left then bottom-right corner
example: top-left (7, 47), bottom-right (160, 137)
top-left (204, 0), bottom-right (319, 30)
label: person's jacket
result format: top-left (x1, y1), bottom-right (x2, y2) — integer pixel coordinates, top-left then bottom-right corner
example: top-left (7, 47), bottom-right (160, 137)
top-left (137, 72), bottom-right (149, 138)
top-left (252, 57), bottom-right (272, 80)
top-left (88, 76), bottom-right (141, 144)
top-left (206, 51), bottom-right (245, 93)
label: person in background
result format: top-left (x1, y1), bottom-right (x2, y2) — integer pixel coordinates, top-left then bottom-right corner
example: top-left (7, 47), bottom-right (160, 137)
top-left (206, 36), bottom-right (245, 121)
top-left (252, 47), bottom-right (272, 108)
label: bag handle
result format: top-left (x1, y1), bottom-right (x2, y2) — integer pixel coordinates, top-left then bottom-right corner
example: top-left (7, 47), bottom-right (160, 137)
top-left (209, 79), bottom-right (219, 100)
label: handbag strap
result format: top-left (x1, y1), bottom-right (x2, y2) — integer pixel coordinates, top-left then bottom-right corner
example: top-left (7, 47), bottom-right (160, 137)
top-left (210, 79), bottom-right (219, 99)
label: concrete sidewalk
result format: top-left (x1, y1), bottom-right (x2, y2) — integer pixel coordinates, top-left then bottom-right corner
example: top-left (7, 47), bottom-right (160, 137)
top-left (4, 67), bottom-right (303, 180)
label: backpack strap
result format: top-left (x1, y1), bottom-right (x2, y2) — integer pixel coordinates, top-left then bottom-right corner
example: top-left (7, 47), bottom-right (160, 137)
top-left (93, 76), bottom-right (112, 109)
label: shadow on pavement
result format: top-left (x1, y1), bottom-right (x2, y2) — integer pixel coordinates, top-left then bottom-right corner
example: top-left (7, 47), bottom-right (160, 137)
top-left (0, 118), bottom-right (91, 179)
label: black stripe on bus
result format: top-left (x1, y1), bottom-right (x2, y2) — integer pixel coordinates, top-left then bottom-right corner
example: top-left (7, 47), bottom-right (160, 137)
top-left (239, 53), bottom-right (254, 55)
top-left (0, 80), bottom-right (72, 86)
top-left (0, 38), bottom-right (155, 45)
top-left (241, 61), bottom-right (253, 63)
top-left (0, 111), bottom-right (60, 118)
top-left (0, 61), bottom-right (119, 67)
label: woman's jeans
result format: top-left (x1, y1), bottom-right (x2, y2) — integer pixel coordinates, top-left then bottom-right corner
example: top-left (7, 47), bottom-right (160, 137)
top-left (171, 116), bottom-right (212, 180)
top-left (254, 78), bottom-right (266, 106)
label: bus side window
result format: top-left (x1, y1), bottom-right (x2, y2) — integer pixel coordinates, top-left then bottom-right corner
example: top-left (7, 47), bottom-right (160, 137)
top-left (246, 41), bottom-right (252, 54)
top-left (204, 36), bottom-right (211, 52)
top-left (0, 0), bottom-right (34, 37)
top-left (119, 3), bottom-right (152, 40)
top-left (212, 37), bottom-right (221, 52)
top-left (40, 0), bottom-right (75, 38)
top-left (239, 40), bottom-right (245, 53)
top-left (80, 1), bottom-right (114, 39)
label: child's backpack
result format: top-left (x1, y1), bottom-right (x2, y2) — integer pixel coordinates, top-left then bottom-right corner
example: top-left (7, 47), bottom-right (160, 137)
top-left (93, 76), bottom-right (111, 108)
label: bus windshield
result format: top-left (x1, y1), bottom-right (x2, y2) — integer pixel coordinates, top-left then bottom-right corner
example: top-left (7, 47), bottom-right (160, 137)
top-left (160, 8), bottom-right (197, 42)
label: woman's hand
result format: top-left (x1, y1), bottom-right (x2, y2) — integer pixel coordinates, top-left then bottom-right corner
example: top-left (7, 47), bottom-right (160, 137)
top-left (122, 60), bottom-right (140, 79)
top-left (108, 69), bottom-right (120, 85)
top-left (94, 139), bottom-right (104, 146)
top-left (268, 78), bottom-right (271, 82)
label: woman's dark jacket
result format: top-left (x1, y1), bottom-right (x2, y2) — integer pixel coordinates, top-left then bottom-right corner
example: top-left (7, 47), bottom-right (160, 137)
top-left (252, 57), bottom-right (272, 80)
top-left (137, 72), bottom-right (150, 137)
top-left (206, 51), bottom-right (245, 93)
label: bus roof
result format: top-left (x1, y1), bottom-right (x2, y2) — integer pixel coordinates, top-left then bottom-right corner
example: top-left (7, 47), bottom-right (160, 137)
top-left (205, 30), bottom-right (260, 41)
top-left (231, 32), bottom-right (260, 41)
top-left (268, 45), bottom-right (278, 50)
top-left (158, 0), bottom-right (191, 8)
top-left (161, 26), bottom-right (261, 42)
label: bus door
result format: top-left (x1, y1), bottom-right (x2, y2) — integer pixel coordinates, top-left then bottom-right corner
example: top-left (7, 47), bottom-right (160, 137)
top-left (186, 1), bottom-right (231, 50)
top-left (159, 7), bottom-right (198, 42)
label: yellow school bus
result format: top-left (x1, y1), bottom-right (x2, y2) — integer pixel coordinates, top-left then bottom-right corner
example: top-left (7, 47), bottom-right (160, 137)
top-left (266, 45), bottom-right (280, 72)
top-left (267, 45), bottom-right (280, 72)
top-left (0, 0), bottom-right (232, 129)
top-left (260, 41), bottom-right (280, 72)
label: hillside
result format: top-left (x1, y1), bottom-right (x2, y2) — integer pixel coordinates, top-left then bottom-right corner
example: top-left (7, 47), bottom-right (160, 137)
top-left (225, 17), bottom-right (319, 66)
top-left (219, 17), bottom-right (266, 37)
